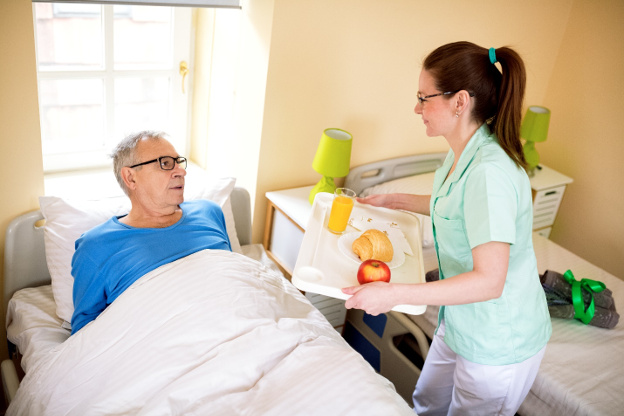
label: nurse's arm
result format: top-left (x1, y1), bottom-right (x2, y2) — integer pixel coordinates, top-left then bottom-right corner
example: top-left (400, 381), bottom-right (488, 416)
top-left (389, 241), bottom-right (510, 306)
top-left (356, 193), bottom-right (431, 216)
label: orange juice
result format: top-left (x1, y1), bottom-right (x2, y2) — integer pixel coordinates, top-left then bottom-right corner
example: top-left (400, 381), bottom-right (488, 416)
top-left (328, 194), bottom-right (354, 234)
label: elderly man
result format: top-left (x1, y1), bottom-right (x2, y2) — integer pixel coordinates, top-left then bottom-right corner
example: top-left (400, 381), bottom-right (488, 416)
top-left (70, 131), bottom-right (231, 334)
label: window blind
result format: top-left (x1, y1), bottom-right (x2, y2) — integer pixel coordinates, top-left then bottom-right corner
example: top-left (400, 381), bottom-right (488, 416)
top-left (32, 0), bottom-right (241, 8)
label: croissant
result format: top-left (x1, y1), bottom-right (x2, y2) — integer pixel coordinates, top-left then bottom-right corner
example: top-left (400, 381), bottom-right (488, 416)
top-left (352, 229), bottom-right (393, 262)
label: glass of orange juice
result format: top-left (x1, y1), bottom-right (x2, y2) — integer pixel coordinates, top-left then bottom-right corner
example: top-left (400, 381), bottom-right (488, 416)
top-left (328, 188), bottom-right (356, 234)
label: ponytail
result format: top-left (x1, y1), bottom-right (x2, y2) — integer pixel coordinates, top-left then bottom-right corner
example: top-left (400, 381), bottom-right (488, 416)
top-left (423, 42), bottom-right (528, 170)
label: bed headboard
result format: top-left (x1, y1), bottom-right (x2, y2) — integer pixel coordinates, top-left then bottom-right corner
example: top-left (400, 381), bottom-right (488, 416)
top-left (3, 187), bottom-right (252, 315)
top-left (344, 152), bottom-right (447, 195)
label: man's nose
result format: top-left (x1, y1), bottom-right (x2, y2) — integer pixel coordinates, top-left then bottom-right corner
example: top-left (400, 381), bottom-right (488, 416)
top-left (172, 164), bottom-right (186, 176)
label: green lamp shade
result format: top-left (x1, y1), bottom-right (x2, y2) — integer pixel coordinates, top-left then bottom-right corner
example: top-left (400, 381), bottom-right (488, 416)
top-left (521, 106), bottom-right (551, 171)
top-left (312, 128), bottom-right (352, 177)
top-left (309, 128), bottom-right (352, 204)
top-left (521, 106), bottom-right (551, 143)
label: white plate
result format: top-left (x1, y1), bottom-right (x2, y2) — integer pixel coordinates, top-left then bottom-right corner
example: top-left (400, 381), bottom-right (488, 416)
top-left (338, 231), bottom-right (405, 269)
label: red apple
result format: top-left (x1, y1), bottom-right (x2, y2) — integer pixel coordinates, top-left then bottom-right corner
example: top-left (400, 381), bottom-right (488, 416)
top-left (357, 259), bottom-right (391, 284)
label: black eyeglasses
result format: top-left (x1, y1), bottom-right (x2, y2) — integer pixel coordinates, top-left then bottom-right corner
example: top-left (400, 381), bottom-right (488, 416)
top-left (128, 156), bottom-right (187, 170)
top-left (417, 90), bottom-right (475, 105)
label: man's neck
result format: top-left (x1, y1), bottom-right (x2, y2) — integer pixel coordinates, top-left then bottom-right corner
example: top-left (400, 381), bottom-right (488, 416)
top-left (120, 206), bottom-right (183, 228)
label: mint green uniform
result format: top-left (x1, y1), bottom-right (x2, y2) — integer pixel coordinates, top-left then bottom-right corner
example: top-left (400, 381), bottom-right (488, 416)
top-left (431, 124), bottom-right (551, 365)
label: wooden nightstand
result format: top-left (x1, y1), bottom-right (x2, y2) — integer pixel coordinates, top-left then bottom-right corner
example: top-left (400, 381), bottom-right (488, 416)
top-left (264, 186), bottom-right (347, 331)
top-left (529, 165), bottom-right (573, 238)
top-left (264, 186), bottom-right (313, 278)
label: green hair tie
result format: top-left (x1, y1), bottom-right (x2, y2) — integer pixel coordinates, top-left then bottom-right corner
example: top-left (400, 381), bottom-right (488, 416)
top-left (489, 47), bottom-right (497, 64)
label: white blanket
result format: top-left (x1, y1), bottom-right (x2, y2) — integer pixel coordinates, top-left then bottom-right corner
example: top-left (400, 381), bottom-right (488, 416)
top-left (8, 250), bottom-right (412, 415)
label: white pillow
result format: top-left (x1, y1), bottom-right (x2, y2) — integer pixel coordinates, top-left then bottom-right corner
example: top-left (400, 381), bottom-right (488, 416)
top-left (184, 175), bottom-right (242, 254)
top-left (40, 176), bottom-right (239, 326)
top-left (360, 172), bottom-right (435, 247)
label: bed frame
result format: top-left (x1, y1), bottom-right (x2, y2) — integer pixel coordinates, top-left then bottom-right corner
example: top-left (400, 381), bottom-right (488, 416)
top-left (343, 152), bottom-right (624, 414)
top-left (344, 152), bottom-right (446, 195)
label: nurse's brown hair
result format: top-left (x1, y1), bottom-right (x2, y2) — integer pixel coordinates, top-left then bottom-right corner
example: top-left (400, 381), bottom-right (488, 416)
top-left (423, 41), bottom-right (527, 170)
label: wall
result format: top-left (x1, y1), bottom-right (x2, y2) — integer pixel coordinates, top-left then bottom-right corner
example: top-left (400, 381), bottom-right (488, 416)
top-left (250, 0), bottom-right (574, 243)
top-left (540, 0), bottom-right (624, 277)
top-left (0, 0), bottom-right (45, 361)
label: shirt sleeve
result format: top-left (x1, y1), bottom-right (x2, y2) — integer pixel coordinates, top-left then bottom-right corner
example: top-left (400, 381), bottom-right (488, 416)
top-left (71, 242), bottom-right (108, 334)
top-left (463, 164), bottom-right (518, 248)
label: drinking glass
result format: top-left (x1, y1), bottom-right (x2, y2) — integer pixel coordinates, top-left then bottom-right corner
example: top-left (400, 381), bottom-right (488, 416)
top-left (328, 188), bottom-right (356, 234)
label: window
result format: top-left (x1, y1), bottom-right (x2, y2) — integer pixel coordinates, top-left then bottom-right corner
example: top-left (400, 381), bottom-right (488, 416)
top-left (33, 3), bottom-right (192, 172)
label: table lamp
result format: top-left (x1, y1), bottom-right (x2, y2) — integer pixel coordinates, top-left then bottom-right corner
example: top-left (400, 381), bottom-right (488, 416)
top-left (521, 106), bottom-right (551, 174)
top-left (309, 128), bottom-right (353, 204)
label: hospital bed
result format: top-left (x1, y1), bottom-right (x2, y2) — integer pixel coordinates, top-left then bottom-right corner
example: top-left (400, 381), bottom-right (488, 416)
top-left (1, 173), bottom-right (414, 415)
top-left (342, 152), bottom-right (624, 416)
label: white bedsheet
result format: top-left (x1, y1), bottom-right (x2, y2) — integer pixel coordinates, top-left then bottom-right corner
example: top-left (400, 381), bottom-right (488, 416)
top-left (5, 244), bottom-right (285, 375)
top-left (7, 249), bottom-right (412, 415)
top-left (6, 285), bottom-right (67, 375)
top-left (410, 233), bottom-right (624, 416)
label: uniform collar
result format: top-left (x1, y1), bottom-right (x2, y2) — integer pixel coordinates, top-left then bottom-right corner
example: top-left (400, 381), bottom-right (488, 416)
top-left (434, 124), bottom-right (494, 196)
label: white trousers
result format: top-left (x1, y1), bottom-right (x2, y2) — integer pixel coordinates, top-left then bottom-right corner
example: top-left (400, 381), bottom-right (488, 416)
top-left (412, 321), bottom-right (546, 416)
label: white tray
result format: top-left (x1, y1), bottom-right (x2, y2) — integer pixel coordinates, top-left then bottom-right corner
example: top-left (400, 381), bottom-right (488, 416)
top-left (292, 192), bottom-right (426, 315)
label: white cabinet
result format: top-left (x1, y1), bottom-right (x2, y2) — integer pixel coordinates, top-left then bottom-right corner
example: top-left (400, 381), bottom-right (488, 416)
top-left (529, 165), bottom-right (573, 238)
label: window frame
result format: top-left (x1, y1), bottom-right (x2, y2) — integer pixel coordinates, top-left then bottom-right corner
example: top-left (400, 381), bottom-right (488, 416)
top-left (33, 3), bottom-right (193, 173)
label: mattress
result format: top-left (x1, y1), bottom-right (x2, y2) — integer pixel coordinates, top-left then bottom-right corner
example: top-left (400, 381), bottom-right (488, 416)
top-left (410, 233), bottom-right (624, 416)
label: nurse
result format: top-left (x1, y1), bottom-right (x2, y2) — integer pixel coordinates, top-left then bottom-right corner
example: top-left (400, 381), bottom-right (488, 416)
top-left (342, 41), bottom-right (552, 415)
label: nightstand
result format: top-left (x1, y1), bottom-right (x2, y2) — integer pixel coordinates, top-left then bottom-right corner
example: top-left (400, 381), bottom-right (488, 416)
top-left (264, 186), bottom-right (347, 331)
top-left (529, 165), bottom-right (573, 238)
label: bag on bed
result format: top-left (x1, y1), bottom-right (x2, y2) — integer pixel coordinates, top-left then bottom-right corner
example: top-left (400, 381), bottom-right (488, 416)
top-left (541, 269), bottom-right (619, 329)
top-left (425, 268), bottom-right (619, 329)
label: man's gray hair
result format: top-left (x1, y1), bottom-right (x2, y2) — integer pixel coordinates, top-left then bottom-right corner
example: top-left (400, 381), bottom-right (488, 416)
top-left (111, 130), bottom-right (169, 196)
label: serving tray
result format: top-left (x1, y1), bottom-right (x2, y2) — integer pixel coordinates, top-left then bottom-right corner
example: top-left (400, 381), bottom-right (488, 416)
top-left (292, 192), bottom-right (426, 315)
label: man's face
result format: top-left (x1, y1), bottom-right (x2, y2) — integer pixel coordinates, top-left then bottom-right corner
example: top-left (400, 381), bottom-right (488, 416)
top-left (130, 138), bottom-right (186, 213)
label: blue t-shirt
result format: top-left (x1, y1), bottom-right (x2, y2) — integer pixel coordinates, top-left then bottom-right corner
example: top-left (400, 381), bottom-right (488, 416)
top-left (70, 199), bottom-right (231, 334)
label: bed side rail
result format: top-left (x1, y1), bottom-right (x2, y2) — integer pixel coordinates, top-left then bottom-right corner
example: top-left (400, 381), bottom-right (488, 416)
top-left (4, 210), bottom-right (51, 316)
top-left (344, 152), bottom-right (447, 195)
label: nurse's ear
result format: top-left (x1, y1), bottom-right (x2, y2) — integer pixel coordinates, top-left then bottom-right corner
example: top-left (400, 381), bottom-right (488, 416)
top-left (455, 90), bottom-right (472, 116)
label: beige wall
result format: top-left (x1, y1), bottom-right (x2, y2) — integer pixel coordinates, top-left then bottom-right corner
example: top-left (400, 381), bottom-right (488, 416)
top-left (0, 0), bottom-right (45, 360)
top-left (251, 1), bottom-right (574, 238)
top-left (540, 0), bottom-right (624, 277)
top-left (249, 0), bottom-right (624, 277)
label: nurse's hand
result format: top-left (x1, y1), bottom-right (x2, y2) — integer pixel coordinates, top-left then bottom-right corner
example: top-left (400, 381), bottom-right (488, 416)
top-left (356, 194), bottom-right (394, 209)
top-left (342, 282), bottom-right (397, 316)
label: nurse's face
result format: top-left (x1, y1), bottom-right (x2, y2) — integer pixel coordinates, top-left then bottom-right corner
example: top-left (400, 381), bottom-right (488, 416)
top-left (414, 70), bottom-right (456, 138)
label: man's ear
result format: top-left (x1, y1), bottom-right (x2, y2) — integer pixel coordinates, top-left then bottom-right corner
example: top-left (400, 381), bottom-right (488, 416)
top-left (121, 166), bottom-right (137, 191)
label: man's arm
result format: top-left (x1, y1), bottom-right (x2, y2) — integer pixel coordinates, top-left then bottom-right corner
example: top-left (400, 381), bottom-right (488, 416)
top-left (71, 248), bottom-right (108, 334)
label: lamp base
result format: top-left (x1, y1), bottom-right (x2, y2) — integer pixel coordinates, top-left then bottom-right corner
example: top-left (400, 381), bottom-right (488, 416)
top-left (523, 141), bottom-right (540, 172)
top-left (309, 176), bottom-right (336, 205)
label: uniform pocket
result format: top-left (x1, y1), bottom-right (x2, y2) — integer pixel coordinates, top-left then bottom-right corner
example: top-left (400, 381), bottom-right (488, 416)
top-left (432, 210), bottom-right (473, 275)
